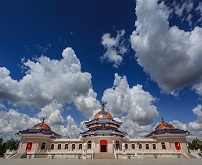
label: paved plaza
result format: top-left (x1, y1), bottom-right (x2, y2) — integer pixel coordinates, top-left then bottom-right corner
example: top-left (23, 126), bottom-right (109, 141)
top-left (0, 158), bottom-right (202, 165)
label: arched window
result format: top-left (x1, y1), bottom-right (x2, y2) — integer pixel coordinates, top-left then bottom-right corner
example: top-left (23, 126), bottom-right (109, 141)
top-left (65, 144), bottom-right (68, 149)
top-left (79, 144), bottom-right (82, 149)
top-left (58, 144), bottom-right (61, 150)
top-left (132, 144), bottom-right (135, 149)
top-left (146, 144), bottom-right (149, 150)
top-left (72, 144), bottom-right (75, 150)
top-left (41, 142), bottom-right (46, 150)
top-left (115, 141), bottom-right (120, 149)
top-left (51, 144), bottom-right (54, 150)
top-left (161, 142), bottom-right (166, 149)
top-left (153, 144), bottom-right (156, 150)
top-left (125, 143), bottom-right (128, 150)
top-left (87, 141), bottom-right (91, 149)
top-left (139, 144), bottom-right (142, 149)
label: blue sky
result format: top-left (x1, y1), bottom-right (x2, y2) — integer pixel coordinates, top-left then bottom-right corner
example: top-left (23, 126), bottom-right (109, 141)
top-left (1, 0), bottom-right (202, 140)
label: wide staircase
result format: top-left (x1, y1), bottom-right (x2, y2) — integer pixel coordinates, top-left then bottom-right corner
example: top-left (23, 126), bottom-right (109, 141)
top-left (10, 153), bottom-right (22, 159)
top-left (187, 152), bottom-right (198, 158)
top-left (94, 153), bottom-right (115, 159)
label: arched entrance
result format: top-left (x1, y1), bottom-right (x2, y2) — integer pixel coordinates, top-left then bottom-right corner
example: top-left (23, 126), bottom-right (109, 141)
top-left (26, 142), bottom-right (32, 151)
top-left (100, 140), bottom-right (108, 152)
top-left (175, 142), bottom-right (181, 150)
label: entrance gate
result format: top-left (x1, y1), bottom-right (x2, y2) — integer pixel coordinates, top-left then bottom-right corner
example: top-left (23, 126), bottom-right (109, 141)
top-left (175, 142), bottom-right (181, 150)
top-left (26, 142), bottom-right (32, 151)
top-left (100, 140), bottom-right (108, 152)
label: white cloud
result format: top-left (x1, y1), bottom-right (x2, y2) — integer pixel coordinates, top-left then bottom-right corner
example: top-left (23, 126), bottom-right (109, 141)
top-left (192, 104), bottom-right (202, 123)
top-left (102, 73), bottom-right (158, 127)
top-left (174, 0), bottom-right (193, 18)
top-left (131, 0), bottom-right (202, 95)
top-left (195, 2), bottom-right (202, 23)
top-left (0, 47), bottom-right (99, 139)
top-left (0, 108), bottom-right (39, 139)
top-left (171, 0), bottom-right (194, 27)
top-left (38, 101), bottom-right (64, 126)
top-left (101, 30), bottom-right (127, 68)
top-left (52, 115), bottom-right (82, 138)
top-left (188, 121), bottom-right (202, 131)
top-left (120, 116), bottom-right (153, 138)
top-left (74, 88), bottom-right (100, 117)
top-left (0, 102), bottom-right (83, 139)
top-left (0, 47), bottom-right (100, 117)
top-left (170, 120), bottom-right (188, 130)
top-left (187, 105), bottom-right (202, 139)
top-left (193, 82), bottom-right (202, 98)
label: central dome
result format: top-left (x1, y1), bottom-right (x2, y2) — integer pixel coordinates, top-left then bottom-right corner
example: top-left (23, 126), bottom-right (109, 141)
top-left (155, 118), bottom-right (175, 131)
top-left (31, 118), bottom-right (51, 131)
top-left (93, 104), bottom-right (113, 120)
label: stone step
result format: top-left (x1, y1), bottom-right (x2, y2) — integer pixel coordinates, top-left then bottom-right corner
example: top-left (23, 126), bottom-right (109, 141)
top-left (187, 153), bottom-right (197, 158)
top-left (10, 153), bottom-right (21, 159)
top-left (94, 153), bottom-right (115, 159)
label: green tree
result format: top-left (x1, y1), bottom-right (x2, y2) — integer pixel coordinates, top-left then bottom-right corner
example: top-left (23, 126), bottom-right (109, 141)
top-left (6, 138), bottom-right (19, 151)
top-left (0, 138), bottom-right (20, 157)
top-left (0, 138), bottom-right (6, 157)
top-left (188, 138), bottom-right (202, 152)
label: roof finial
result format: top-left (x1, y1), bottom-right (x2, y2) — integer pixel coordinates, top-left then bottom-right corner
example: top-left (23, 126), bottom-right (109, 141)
top-left (161, 117), bottom-right (164, 123)
top-left (102, 104), bottom-right (104, 110)
top-left (42, 118), bottom-right (45, 123)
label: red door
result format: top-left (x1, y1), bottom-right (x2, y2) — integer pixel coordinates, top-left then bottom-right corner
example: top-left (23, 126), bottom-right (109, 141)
top-left (175, 142), bottom-right (181, 150)
top-left (26, 142), bottom-right (32, 151)
top-left (100, 140), bottom-right (107, 152)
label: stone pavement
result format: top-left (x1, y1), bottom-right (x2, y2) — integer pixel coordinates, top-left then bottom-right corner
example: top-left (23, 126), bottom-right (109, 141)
top-left (0, 158), bottom-right (202, 165)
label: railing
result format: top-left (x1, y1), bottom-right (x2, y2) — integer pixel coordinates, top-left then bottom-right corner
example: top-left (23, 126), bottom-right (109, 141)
top-left (114, 149), bottom-right (190, 159)
top-left (26, 149), bottom-right (94, 159)
top-left (33, 149), bottom-right (85, 154)
top-left (189, 149), bottom-right (201, 153)
top-left (5, 150), bottom-right (17, 159)
top-left (189, 150), bottom-right (202, 158)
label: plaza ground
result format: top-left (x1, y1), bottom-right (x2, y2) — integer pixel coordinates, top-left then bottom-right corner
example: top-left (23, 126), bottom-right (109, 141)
top-left (0, 158), bottom-right (202, 165)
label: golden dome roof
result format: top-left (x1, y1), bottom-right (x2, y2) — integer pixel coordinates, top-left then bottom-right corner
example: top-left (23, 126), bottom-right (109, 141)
top-left (93, 104), bottom-right (113, 120)
top-left (155, 118), bottom-right (175, 131)
top-left (31, 118), bottom-right (51, 131)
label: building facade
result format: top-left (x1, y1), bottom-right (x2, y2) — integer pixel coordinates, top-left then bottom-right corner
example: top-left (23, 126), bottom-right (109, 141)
top-left (9, 104), bottom-right (190, 159)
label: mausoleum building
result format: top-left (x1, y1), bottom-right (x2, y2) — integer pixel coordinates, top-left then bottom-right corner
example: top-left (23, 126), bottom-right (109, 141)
top-left (7, 104), bottom-right (191, 159)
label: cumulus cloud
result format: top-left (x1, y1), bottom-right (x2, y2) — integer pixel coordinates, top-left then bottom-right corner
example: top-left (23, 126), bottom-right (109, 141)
top-left (170, 120), bottom-right (188, 130)
top-left (131, 0), bottom-right (202, 95)
top-left (51, 115), bottom-right (82, 138)
top-left (0, 47), bottom-right (101, 139)
top-left (120, 116), bottom-right (153, 138)
top-left (0, 108), bottom-right (39, 139)
top-left (38, 101), bottom-right (64, 126)
top-left (101, 30), bottom-right (128, 68)
top-left (74, 88), bottom-right (100, 117)
top-left (0, 104), bottom-right (83, 139)
top-left (102, 73), bottom-right (158, 127)
top-left (187, 105), bottom-right (202, 139)
top-left (0, 47), bottom-right (100, 116)
top-left (192, 104), bottom-right (202, 123)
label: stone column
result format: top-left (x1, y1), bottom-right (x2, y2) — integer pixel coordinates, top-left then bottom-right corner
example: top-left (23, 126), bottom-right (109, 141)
top-left (122, 143), bottom-right (127, 159)
top-left (112, 140), bottom-right (114, 153)
top-left (82, 143), bottom-right (87, 159)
